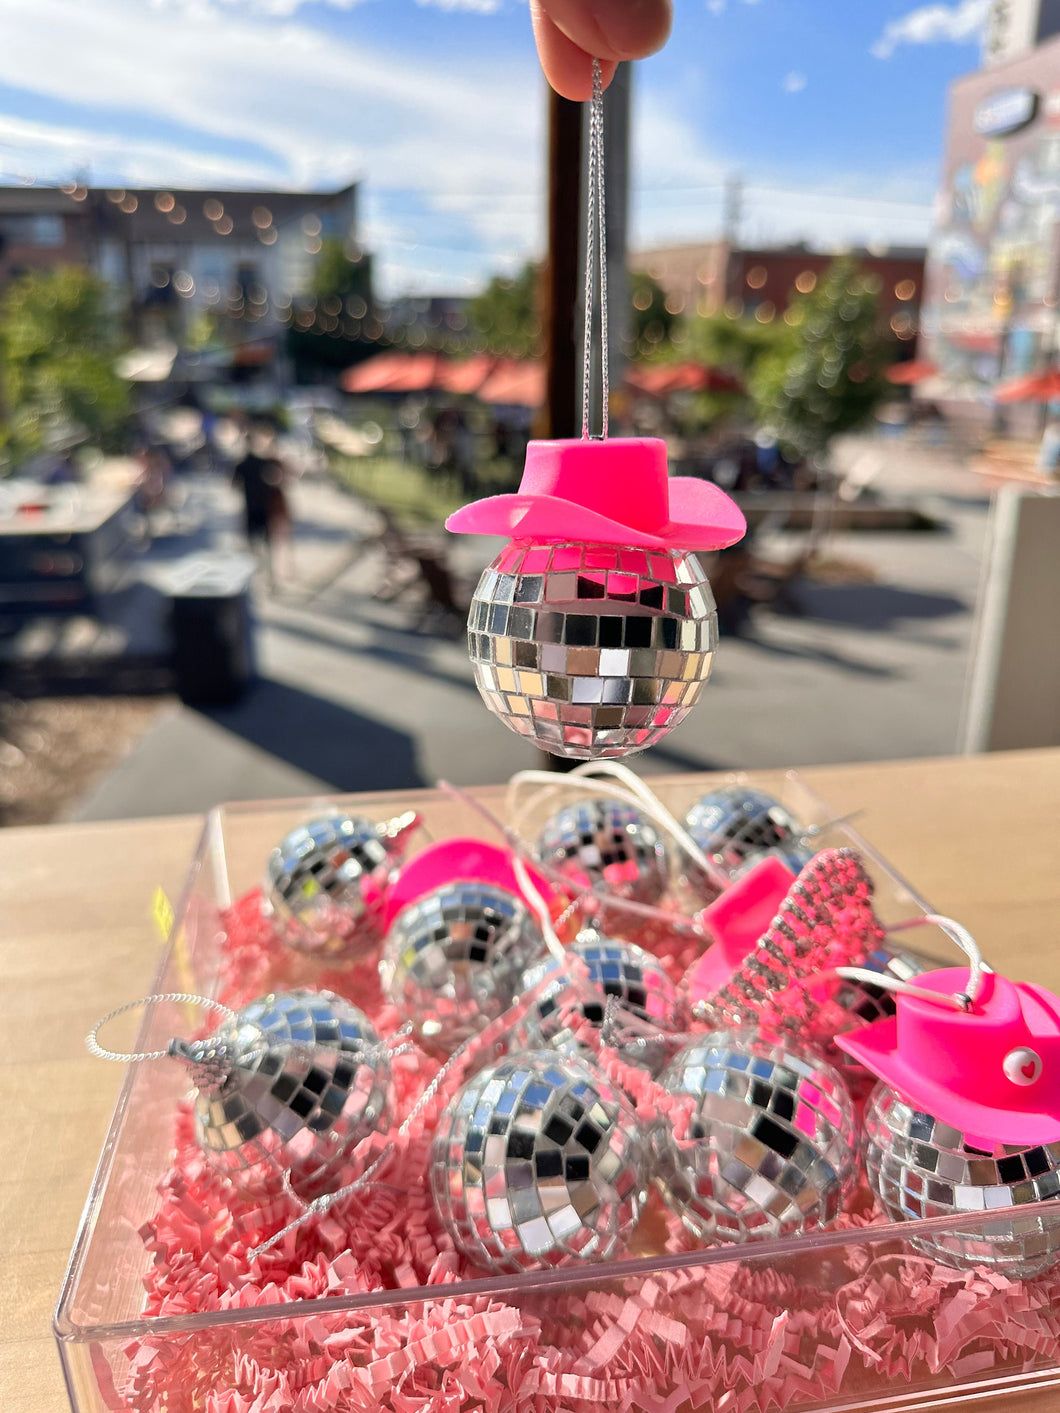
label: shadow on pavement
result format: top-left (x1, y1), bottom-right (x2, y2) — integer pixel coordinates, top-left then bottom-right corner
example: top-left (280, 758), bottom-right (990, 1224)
top-left (203, 678), bottom-right (426, 791)
top-left (262, 606), bottom-right (479, 697)
top-left (795, 583), bottom-right (969, 630)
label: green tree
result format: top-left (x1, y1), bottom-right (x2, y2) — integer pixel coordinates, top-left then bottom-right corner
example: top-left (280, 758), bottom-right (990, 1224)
top-left (0, 266), bottom-right (130, 459)
top-left (749, 258), bottom-right (890, 457)
top-left (469, 263), bottom-right (541, 359)
top-left (685, 311), bottom-right (787, 378)
top-left (629, 270), bottom-right (677, 359)
top-left (311, 236), bottom-right (374, 306)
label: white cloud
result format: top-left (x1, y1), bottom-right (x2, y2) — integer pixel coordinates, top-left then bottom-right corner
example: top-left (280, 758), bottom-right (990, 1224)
top-left (0, 111), bottom-right (277, 187)
top-left (871, 0), bottom-right (989, 60)
top-left (0, 0), bottom-right (542, 293)
top-left (782, 70), bottom-right (806, 93)
top-left (706, 0), bottom-right (725, 12)
top-left (415, 0), bottom-right (503, 10)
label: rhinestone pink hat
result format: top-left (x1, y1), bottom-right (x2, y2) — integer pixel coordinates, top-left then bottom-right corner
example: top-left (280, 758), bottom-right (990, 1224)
top-left (837, 967), bottom-right (1060, 1145)
top-left (445, 437), bottom-right (746, 552)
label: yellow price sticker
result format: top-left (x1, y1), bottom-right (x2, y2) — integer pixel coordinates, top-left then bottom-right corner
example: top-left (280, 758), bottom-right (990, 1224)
top-left (151, 886), bottom-right (175, 943)
top-left (151, 887), bottom-right (196, 1015)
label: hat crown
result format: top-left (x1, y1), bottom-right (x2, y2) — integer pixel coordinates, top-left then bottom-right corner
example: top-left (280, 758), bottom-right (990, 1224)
top-left (520, 438), bottom-right (670, 537)
top-left (895, 968), bottom-right (1060, 1120)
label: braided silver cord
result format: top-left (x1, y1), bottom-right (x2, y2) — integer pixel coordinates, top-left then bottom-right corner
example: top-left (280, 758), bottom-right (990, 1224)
top-left (581, 58), bottom-right (609, 440)
top-left (86, 993), bottom-right (236, 1063)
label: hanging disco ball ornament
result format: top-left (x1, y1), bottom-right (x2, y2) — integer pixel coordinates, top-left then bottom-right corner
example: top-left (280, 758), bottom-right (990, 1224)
top-left (839, 967), bottom-right (1060, 1276)
top-left (653, 1030), bottom-right (859, 1243)
top-left (380, 838), bottom-right (556, 1055)
top-left (685, 785), bottom-right (814, 893)
top-left (170, 988), bottom-right (391, 1200)
top-left (512, 930), bottom-right (683, 1073)
top-left (263, 809), bottom-right (420, 958)
top-left (445, 438), bottom-right (744, 759)
top-left (430, 1049), bottom-right (648, 1273)
top-left (536, 796), bottom-right (669, 910)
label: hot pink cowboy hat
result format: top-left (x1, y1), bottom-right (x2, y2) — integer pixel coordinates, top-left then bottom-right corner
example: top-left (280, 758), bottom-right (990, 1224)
top-left (383, 838), bottom-right (557, 931)
top-left (445, 437), bottom-right (746, 552)
top-left (837, 967), bottom-right (1060, 1146)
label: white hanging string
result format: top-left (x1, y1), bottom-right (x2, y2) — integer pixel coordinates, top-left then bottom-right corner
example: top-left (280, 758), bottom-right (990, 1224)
top-left (581, 57), bottom-right (609, 441)
top-left (507, 760), bottom-right (733, 896)
top-left (832, 913), bottom-right (987, 1011)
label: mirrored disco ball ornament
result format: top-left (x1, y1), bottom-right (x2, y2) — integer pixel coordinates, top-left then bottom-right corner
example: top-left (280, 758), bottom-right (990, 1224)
top-left (430, 1049), bottom-right (647, 1273)
top-left (536, 796), bottom-right (669, 909)
top-left (381, 881), bottom-right (547, 1054)
top-left (685, 786), bottom-right (813, 891)
top-left (653, 1031), bottom-right (859, 1242)
top-left (513, 931), bottom-right (683, 1073)
top-left (466, 541), bottom-right (718, 759)
top-left (170, 988), bottom-right (390, 1199)
top-left (264, 810), bottom-right (419, 957)
top-left (863, 1084), bottom-right (1060, 1277)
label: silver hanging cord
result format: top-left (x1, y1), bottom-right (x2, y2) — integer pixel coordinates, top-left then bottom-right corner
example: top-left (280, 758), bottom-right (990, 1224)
top-left (581, 58), bottom-right (609, 441)
top-left (86, 993), bottom-right (237, 1063)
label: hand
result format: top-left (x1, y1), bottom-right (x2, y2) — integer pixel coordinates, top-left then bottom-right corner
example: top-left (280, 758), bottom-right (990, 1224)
top-left (530, 0), bottom-right (672, 100)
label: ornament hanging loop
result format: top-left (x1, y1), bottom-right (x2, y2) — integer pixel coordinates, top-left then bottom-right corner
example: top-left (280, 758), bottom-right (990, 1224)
top-left (86, 993), bottom-right (237, 1064)
top-left (582, 57), bottom-right (609, 442)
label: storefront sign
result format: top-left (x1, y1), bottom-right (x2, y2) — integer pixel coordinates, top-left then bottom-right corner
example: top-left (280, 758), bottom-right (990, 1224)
top-left (974, 87), bottom-right (1039, 137)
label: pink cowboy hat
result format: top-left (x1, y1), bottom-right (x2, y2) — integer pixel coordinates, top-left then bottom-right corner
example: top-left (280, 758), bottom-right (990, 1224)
top-left (383, 837), bottom-right (557, 931)
top-left (445, 437), bottom-right (746, 552)
top-left (837, 967), bottom-right (1060, 1146)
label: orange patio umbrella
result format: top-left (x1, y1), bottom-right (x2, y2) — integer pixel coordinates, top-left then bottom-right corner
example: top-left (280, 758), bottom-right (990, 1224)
top-left (994, 368), bottom-right (1060, 403)
top-left (626, 363), bottom-right (744, 396)
top-left (886, 359), bottom-right (938, 385)
top-left (340, 352), bottom-right (451, 394)
top-left (475, 359), bottom-right (545, 407)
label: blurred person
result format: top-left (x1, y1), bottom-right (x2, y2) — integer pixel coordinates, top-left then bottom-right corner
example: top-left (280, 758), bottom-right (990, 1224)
top-left (232, 420), bottom-right (292, 591)
top-left (133, 443), bottom-right (173, 535)
top-left (531, 0), bottom-right (672, 97)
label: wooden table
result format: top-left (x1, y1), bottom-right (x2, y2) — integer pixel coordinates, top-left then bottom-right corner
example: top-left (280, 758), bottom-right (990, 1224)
top-left (3, 750), bottom-right (1060, 1413)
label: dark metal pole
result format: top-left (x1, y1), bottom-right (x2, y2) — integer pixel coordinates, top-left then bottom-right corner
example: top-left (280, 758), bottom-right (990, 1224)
top-left (540, 86), bottom-right (584, 769)
top-left (539, 87), bottom-right (583, 441)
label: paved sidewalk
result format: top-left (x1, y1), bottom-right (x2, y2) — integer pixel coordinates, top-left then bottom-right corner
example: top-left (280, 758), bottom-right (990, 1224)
top-left (71, 443), bottom-right (992, 820)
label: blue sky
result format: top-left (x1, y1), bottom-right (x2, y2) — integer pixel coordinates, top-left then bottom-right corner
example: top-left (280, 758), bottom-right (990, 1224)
top-left (0, 0), bottom-right (990, 294)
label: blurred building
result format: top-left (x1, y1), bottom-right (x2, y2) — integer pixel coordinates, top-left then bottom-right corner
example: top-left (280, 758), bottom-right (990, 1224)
top-left (920, 21), bottom-right (1060, 398)
top-left (0, 182), bottom-right (362, 332)
top-left (631, 241), bottom-right (925, 345)
top-left (982, 0), bottom-right (1060, 67)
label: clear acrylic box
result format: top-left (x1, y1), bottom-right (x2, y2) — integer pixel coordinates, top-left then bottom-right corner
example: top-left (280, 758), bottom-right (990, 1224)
top-left (54, 773), bottom-right (1060, 1413)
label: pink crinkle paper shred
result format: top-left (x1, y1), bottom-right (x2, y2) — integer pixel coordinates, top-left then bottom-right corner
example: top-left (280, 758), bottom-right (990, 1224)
top-left (110, 886), bottom-right (1060, 1413)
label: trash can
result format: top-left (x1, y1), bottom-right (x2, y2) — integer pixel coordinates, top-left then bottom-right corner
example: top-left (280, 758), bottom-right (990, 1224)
top-left (164, 552), bottom-right (256, 705)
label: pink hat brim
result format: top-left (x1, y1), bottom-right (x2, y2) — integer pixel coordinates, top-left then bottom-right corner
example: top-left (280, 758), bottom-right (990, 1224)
top-left (838, 1019), bottom-right (1060, 1146)
top-left (383, 837), bottom-right (556, 931)
top-left (445, 477), bottom-right (746, 552)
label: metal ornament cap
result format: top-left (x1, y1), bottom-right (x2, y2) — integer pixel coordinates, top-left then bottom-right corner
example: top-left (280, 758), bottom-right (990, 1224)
top-left (837, 968), bottom-right (1060, 1147)
top-left (445, 437), bottom-right (745, 552)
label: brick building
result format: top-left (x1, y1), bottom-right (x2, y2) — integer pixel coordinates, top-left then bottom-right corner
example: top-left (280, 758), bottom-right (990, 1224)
top-left (0, 182), bottom-right (361, 332)
top-left (631, 241), bottom-right (926, 344)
